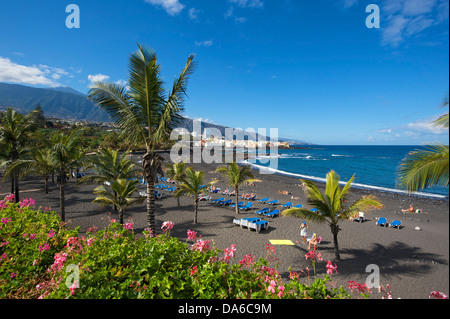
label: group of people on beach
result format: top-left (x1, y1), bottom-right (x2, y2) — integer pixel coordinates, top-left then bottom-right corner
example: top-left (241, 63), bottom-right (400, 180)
top-left (299, 221), bottom-right (320, 250)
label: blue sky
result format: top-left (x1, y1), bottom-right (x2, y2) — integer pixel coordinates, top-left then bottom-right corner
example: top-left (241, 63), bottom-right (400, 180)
top-left (0, 0), bottom-right (448, 145)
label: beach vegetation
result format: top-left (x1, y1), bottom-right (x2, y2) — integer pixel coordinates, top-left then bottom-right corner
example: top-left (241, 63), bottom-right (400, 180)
top-left (215, 162), bottom-right (261, 215)
top-left (174, 167), bottom-right (216, 224)
top-left (0, 107), bottom-right (37, 203)
top-left (87, 44), bottom-right (195, 234)
top-left (281, 170), bottom-right (383, 261)
top-left (0, 195), bottom-right (371, 299)
top-left (92, 178), bottom-right (144, 225)
top-left (397, 95), bottom-right (449, 192)
top-left (165, 161), bottom-right (187, 207)
top-left (48, 129), bottom-right (86, 222)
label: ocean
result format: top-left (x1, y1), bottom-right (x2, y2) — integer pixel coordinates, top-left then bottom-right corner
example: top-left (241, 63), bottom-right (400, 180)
top-left (248, 145), bottom-right (449, 199)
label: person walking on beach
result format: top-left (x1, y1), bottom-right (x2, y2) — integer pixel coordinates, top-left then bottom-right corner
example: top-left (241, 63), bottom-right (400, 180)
top-left (300, 221), bottom-right (309, 244)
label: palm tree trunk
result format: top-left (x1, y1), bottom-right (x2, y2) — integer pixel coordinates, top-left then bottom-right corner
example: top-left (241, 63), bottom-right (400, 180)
top-left (44, 175), bottom-right (49, 194)
top-left (59, 170), bottom-right (65, 222)
top-left (14, 173), bottom-right (19, 204)
top-left (331, 224), bottom-right (340, 261)
top-left (235, 187), bottom-right (239, 215)
top-left (119, 208), bottom-right (124, 225)
top-left (194, 198), bottom-right (199, 224)
top-left (146, 177), bottom-right (156, 232)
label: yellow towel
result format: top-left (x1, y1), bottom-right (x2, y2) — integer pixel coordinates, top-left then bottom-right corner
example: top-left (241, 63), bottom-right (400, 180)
top-left (269, 240), bottom-right (295, 246)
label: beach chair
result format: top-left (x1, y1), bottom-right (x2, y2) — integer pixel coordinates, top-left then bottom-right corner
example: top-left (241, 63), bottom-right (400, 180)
top-left (240, 217), bottom-right (262, 228)
top-left (248, 220), bottom-right (269, 233)
top-left (311, 208), bottom-right (318, 213)
top-left (230, 202), bottom-right (244, 208)
top-left (219, 199), bottom-right (232, 206)
top-left (376, 217), bottom-right (388, 227)
top-left (239, 202), bottom-right (253, 211)
top-left (353, 212), bottom-right (365, 223)
top-left (154, 183), bottom-right (165, 189)
top-left (257, 197), bottom-right (269, 203)
top-left (155, 191), bottom-right (162, 199)
top-left (281, 202), bottom-right (292, 209)
top-left (166, 186), bottom-right (177, 192)
top-left (266, 200), bottom-right (279, 205)
top-left (264, 210), bottom-right (280, 218)
top-left (255, 207), bottom-right (269, 215)
top-left (389, 220), bottom-right (402, 229)
top-left (293, 204), bottom-right (303, 208)
top-left (210, 197), bottom-right (225, 204)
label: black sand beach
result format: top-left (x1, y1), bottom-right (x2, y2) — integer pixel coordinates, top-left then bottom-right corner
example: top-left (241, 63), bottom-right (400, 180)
top-left (1, 154), bottom-right (448, 299)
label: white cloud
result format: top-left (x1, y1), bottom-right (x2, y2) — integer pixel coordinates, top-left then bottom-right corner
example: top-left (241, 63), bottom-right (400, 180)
top-left (343, 0), bottom-right (359, 8)
top-left (381, 0), bottom-right (448, 47)
top-left (228, 0), bottom-right (263, 8)
top-left (144, 0), bottom-right (185, 16)
top-left (88, 73), bottom-right (110, 84)
top-left (189, 8), bottom-right (201, 20)
top-left (195, 40), bottom-right (213, 47)
top-left (0, 57), bottom-right (62, 87)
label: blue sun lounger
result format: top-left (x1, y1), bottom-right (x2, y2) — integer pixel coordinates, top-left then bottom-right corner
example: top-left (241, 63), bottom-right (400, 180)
top-left (166, 186), bottom-right (177, 192)
top-left (264, 210), bottom-right (280, 218)
top-left (281, 202), bottom-right (292, 209)
top-left (238, 217), bottom-right (262, 228)
top-left (248, 220), bottom-right (269, 233)
top-left (239, 202), bottom-right (253, 211)
top-left (219, 199), bottom-right (233, 206)
top-left (210, 197), bottom-right (225, 204)
top-left (311, 208), bottom-right (318, 213)
top-left (293, 204), bottom-right (303, 208)
top-left (230, 202), bottom-right (244, 208)
top-left (376, 217), bottom-right (388, 227)
top-left (257, 197), bottom-right (269, 203)
top-left (255, 207), bottom-right (270, 215)
top-left (266, 200), bottom-right (278, 205)
top-left (389, 220), bottom-right (402, 229)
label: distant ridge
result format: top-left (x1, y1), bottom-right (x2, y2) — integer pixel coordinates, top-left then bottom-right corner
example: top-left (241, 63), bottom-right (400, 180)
top-left (0, 82), bottom-right (311, 145)
top-left (0, 82), bottom-right (109, 122)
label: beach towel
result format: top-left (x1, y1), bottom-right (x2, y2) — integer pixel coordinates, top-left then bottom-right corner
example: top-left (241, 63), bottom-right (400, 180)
top-left (269, 240), bottom-right (295, 246)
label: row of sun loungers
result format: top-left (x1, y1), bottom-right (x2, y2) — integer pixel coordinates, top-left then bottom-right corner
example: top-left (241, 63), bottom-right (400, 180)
top-left (376, 217), bottom-right (402, 229)
top-left (233, 217), bottom-right (270, 233)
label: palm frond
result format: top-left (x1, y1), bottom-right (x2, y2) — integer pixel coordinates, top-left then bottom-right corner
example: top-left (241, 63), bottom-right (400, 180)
top-left (397, 144), bottom-right (449, 192)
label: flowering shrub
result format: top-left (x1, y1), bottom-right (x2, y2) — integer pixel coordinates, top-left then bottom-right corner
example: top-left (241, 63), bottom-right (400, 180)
top-left (0, 195), bottom-right (78, 298)
top-left (2, 194), bottom-right (445, 299)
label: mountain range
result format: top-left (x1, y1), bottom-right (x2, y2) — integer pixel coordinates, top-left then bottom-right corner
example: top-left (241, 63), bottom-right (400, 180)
top-left (0, 82), bottom-right (310, 145)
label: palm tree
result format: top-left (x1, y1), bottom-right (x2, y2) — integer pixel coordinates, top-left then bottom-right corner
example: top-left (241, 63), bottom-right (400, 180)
top-left (93, 179), bottom-right (144, 225)
top-left (50, 129), bottom-right (85, 222)
top-left (88, 44), bottom-right (195, 233)
top-left (282, 170), bottom-right (383, 261)
top-left (0, 107), bottom-right (36, 202)
top-left (78, 147), bottom-right (140, 185)
top-left (165, 161), bottom-right (187, 207)
top-left (397, 95), bottom-right (449, 192)
top-left (215, 162), bottom-right (261, 215)
top-left (174, 168), bottom-right (216, 224)
top-left (4, 148), bottom-right (56, 194)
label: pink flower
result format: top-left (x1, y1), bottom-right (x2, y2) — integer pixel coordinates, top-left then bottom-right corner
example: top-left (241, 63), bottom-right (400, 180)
top-left (48, 230), bottom-right (55, 238)
top-left (123, 222), bottom-right (133, 230)
top-left (326, 260), bottom-right (338, 275)
top-left (38, 243), bottom-right (50, 252)
top-left (0, 200), bottom-right (7, 210)
top-left (86, 237), bottom-right (96, 247)
top-left (11, 272), bottom-right (16, 278)
top-left (1, 217), bottom-right (11, 225)
top-left (239, 254), bottom-right (255, 267)
top-left (190, 266), bottom-right (198, 276)
top-left (49, 252), bottom-right (68, 273)
top-left (267, 280), bottom-right (276, 293)
top-left (305, 250), bottom-right (323, 262)
top-left (143, 228), bottom-right (154, 238)
top-left (19, 198), bottom-right (35, 208)
top-left (69, 281), bottom-right (79, 295)
top-left (161, 221), bottom-right (174, 232)
top-left (348, 281), bottom-right (371, 294)
top-left (187, 229), bottom-right (197, 241)
top-left (224, 244), bottom-right (237, 259)
top-left (29, 234), bottom-right (37, 240)
top-left (191, 239), bottom-right (211, 252)
top-left (4, 194), bottom-right (15, 202)
top-left (277, 285), bottom-right (285, 298)
top-left (429, 291), bottom-right (449, 299)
